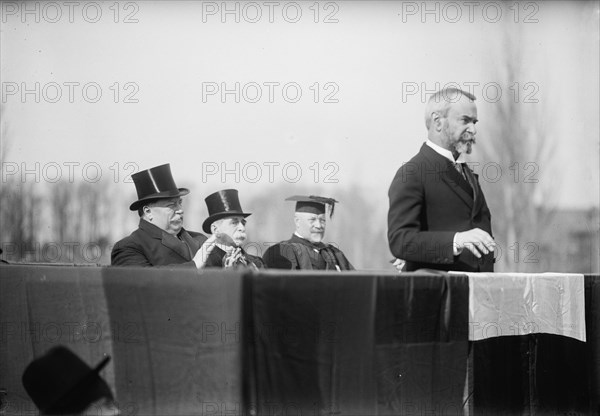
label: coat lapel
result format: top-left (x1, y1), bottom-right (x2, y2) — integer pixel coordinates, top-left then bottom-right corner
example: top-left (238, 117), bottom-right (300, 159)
top-left (206, 246), bottom-right (226, 267)
top-left (180, 230), bottom-right (200, 258)
top-left (161, 233), bottom-right (192, 261)
top-left (421, 145), bottom-right (474, 209)
top-left (139, 220), bottom-right (193, 261)
top-left (441, 166), bottom-right (474, 209)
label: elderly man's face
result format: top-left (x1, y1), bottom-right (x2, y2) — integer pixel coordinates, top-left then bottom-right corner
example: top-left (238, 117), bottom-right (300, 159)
top-left (441, 95), bottom-right (478, 158)
top-left (213, 216), bottom-right (247, 247)
top-left (146, 197), bottom-right (184, 235)
top-left (295, 212), bottom-right (326, 244)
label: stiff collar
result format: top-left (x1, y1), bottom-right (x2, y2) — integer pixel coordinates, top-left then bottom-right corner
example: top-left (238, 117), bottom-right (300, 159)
top-left (425, 139), bottom-right (466, 164)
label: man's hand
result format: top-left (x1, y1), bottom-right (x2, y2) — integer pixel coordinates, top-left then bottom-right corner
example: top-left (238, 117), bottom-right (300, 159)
top-left (193, 234), bottom-right (217, 269)
top-left (223, 247), bottom-right (245, 268)
top-left (454, 228), bottom-right (496, 258)
top-left (391, 258), bottom-right (406, 273)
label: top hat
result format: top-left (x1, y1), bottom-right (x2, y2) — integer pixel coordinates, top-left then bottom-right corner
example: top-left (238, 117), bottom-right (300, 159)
top-left (286, 195), bottom-right (338, 217)
top-left (129, 164), bottom-right (190, 211)
top-left (202, 189), bottom-right (251, 234)
top-left (22, 346), bottom-right (113, 414)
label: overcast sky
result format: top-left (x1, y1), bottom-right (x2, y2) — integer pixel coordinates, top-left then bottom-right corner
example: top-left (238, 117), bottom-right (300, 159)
top-left (1, 1), bottom-right (599, 232)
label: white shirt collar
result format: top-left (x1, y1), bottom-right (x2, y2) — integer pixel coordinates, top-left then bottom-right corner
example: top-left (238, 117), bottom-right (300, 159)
top-left (425, 139), bottom-right (466, 164)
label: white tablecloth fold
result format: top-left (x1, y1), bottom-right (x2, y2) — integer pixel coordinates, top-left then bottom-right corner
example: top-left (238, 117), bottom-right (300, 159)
top-left (456, 272), bottom-right (586, 342)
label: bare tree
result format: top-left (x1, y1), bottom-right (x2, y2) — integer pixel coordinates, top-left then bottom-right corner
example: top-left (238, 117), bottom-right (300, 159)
top-left (478, 19), bottom-right (557, 272)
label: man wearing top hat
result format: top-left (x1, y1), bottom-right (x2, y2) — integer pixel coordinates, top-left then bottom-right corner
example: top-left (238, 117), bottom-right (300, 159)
top-left (111, 164), bottom-right (216, 267)
top-left (202, 189), bottom-right (265, 270)
top-left (262, 195), bottom-right (354, 271)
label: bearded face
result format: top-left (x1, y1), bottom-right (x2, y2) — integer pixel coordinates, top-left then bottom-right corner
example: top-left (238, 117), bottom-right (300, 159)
top-left (439, 96), bottom-right (478, 158)
top-left (443, 122), bottom-right (477, 156)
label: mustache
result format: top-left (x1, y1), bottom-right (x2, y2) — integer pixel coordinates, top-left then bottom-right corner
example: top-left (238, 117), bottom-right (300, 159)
top-left (460, 132), bottom-right (476, 143)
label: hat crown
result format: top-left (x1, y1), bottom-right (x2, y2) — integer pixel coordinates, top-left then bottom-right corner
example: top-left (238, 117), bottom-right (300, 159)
top-left (202, 189), bottom-right (251, 233)
top-left (205, 189), bottom-right (244, 217)
top-left (129, 164), bottom-right (189, 211)
top-left (132, 164), bottom-right (178, 200)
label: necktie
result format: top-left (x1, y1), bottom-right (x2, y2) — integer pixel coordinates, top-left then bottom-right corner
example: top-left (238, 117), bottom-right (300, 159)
top-left (458, 163), bottom-right (480, 204)
top-left (454, 162), bottom-right (467, 181)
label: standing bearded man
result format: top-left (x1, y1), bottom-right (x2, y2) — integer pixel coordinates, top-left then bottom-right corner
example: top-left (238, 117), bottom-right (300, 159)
top-left (387, 88), bottom-right (496, 272)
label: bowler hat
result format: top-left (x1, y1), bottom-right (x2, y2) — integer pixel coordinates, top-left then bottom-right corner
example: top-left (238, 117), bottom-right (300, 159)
top-left (129, 164), bottom-right (189, 211)
top-left (202, 189), bottom-right (251, 234)
top-left (22, 346), bottom-right (113, 414)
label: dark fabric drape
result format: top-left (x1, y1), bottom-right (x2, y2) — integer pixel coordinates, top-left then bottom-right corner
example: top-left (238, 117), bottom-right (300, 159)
top-left (1, 265), bottom-right (598, 415)
top-left (473, 274), bottom-right (600, 414)
top-left (101, 266), bottom-right (244, 416)
top-left (244, 272), bottom-right (378, 415)
top-left (374, 273), bottom-right (469, 415)
top-left (0, 265), bottom-right (112, 414)
top-left (244, 272), bottom-right (469, 415)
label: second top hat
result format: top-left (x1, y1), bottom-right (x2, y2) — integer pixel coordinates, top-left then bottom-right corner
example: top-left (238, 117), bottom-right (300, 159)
top-left (129, 164), bottom-right (189, 211)
top-left (22, 346), bottom-right (113, 414)
top-left (202, 189), bottom-right (251, 233)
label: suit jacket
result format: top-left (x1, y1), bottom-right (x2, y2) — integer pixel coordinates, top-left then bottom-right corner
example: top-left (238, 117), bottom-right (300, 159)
top-left (204, 246), bottom-right (266, 270)
top-left (263, 234), bottom-right (354, 271)
top-left (387, 143), bottom-right (494, 272)
top-left (111, 219), bottom-right (207, 267)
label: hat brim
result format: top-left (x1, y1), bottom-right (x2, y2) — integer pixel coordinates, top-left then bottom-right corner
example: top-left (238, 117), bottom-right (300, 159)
top-left (202, 212), bottom-right (251, 234)
top-left (129, 188), bottom-right (190, 211)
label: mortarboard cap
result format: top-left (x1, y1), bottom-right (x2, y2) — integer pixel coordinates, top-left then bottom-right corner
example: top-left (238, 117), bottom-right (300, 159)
top-left (285, 195), bottom-right (338, 218)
